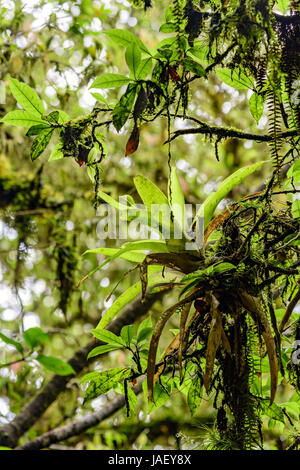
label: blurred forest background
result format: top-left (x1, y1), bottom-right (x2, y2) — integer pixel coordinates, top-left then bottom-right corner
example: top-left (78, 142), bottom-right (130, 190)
top-left (0, 0), bottom-right (299, 451)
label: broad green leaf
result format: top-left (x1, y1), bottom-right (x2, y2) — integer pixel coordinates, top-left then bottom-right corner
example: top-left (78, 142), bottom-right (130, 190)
top-left (91, 92), bottom-right (108, 104)
top-left (44, 110), bottom-right (59, 123)
top-left (275, 0), bottom-right (290, 14)
top-left (81, 368), bottom-right (131, 401)
top-left (159, 22), bottom-right (177, 33)
top-left (194, 161), bottom-right (267, 229)
top-left (292, 200), bottom-right (300, 219)
top-left (30, 128), bottom-right (54, 161)
top-left (216, 68), bottom-right (254, 90)
top-left (57, 110), bottom-right (70, 123)
top-left (83, 247), bottom-right (146, 263)
top-left (147, 377), bottom-right (172, 412)
top-left (104, 29), bottom-right (150, 55)
top-left (134, 175), bottom-right (169, 212)
top-left (137, 327), bottom-right (153, 343)
top-left (137, 316), bottom-right (153, 343)
top-left (120, 325), bottom-right (135, 345)
top-left (8, 77), bottom-right (45, 116)
top-left (187, 375), bottom-right (203, 415)
top-left (90, 74), bottom-right (132, 90)
top-left (261, 402), bottom-right (285, 423)
top-left (23, 327), bottom-right (49, 349)
top-left (125, 43), bottom-right (141, 77)
top-left (249, 93), bottom-right (264, 124)
top-left (279, 401), bottom-right (300, 419)
top-left (168, 166), bottom-right (186, 234)
top-left (287, 159), bottom-right (300, 182)
top-left (184, 57), bottom-right (206, 77)
top-left (26, 123), bottom-right (52, 136)
top-left (90, 329), bottom-right (126, 347)
top-left (187, 44), bottom-right (210, 65)
top-left (112, 83), bottom-right (137, 131)
top-left (36, 355), bottom-right (75, 376)
top-left (124, 385), bottom-right (138, 416)
top-left (48, 143), bottom-right (64, 161)
top-left (87, 344), bottom-right (120, 359)
top-left (135, 58), bottom-right (153, 79)
top-left (0, 332), bottom-right (23, 353)
top-left (97, 267), bottom-right (178, 329)
top-left (1, 110), bottom-right (46, 127)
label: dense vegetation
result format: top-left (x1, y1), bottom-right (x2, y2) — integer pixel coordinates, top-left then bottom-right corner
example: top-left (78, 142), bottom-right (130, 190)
top-left (0, 0), bottom-right (299, 450)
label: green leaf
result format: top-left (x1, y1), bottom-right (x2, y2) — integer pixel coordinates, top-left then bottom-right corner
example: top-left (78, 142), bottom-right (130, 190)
top-left (275, 0), bottom-right (290, 14)
top-left (292, 200), bottom-right (300, 219)
top-left (137, 327), bottom-right (153, 343)
top-left (82, 240), bottom-right (167, 283)
top-left (97, 267), bottom-right (177, 329)
top-left (168, 166), bottom-right (186, 234)
top-left (135, 58), bottom-right (153, 80)
top-left (134, 175), bottom-right (169, 212)
top-left (8, 77), bottom-right (45, 116)
top-left (83, 239), bottom-right (168, 281)
top-left (45, 111), bottom-right (59, 123)
top-left (279, 401), bottom-right (300, 419)
top-left (83, 247), bottom-right (146, 263)
top-left (36, 355), bottom-right (75, 376)
top-left (90, 74), bottom-right (132, 90)
top-left (184, 57), bottom-right (206, 77)
top-left (147, 377), bottom-right (172, 412)
top-left (187, 44), bottom-right (210, 64)
top-left (23, 327), bottom-right (49, 349)
top-left (137, 316), bottom-right (153, 343)
top-left (112, 83), bottom-right (137, 131)
top-left (48, 143), bottom-right (64, 161)
top-left (187, 375), bottom-right (203, 415)
top-left (0, 332), bottom-right (23, 353)
top-left (30, 128), bottom-right (54, 161)
top-left (124, 385), bottom-right (138, 416)
top-left (97, 190), bottom-right (135, 212)
top-left (87, 344), bottom-right (120, 359)
top-left (181, 262), bottom-right (236, 283)
top-left (120, 325), bottom-right (135, 345)
top-left (261, 402), bottom-right (285, 423)
top-left (125, 43), bottom-right (141, 77)
top-left (194, 161), bottom-right (267, 230)
top-left (1, 110), bottom-right (46, 127)
top-left (26, 123), bottom-right (52, 136)
top-left (90, 329), bottom-right (126, 347)
top-left (249, 93), bottom-right (264, 124)
top-left (81, 368), bottom-right (131, 401)
top-left (159, 22), bottom-right (177, 33)
top-left (216, 68), bottom-right (254, 90)
top-left (104, 29), bottom-right (150, 55)
top-left (91, 92), bottom-right (108, 104)
top-left (57, 110), bottom-right (70, 123)
top-left (287, 159), bottom-right (300, 182)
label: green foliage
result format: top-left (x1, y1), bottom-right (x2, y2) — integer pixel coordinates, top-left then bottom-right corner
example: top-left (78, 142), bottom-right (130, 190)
top-left (36, 355), bottom-right (75, 376)
top-left (0, 0), bottom-right (299, 452)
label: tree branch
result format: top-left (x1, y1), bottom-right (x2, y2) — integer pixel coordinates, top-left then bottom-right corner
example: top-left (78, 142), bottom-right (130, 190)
top-left (165, 125), bottom-right (298, 144)
top-left (0, 291), bottom-right (163, 448)
top-left (16, 381), bottom-right (143, 450)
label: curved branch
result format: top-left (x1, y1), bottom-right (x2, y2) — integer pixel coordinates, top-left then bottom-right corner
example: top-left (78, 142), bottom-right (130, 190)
top-left (0, 291), bottom-right (163, 448)
top-left (165, 126), bottom-right (298, 144)
top-left (16, 381), bottom-right (143, 450)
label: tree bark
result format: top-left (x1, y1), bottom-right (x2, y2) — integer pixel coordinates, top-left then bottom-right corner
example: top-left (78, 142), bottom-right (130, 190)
top-left (16, 382), bottom-right (143, 450)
